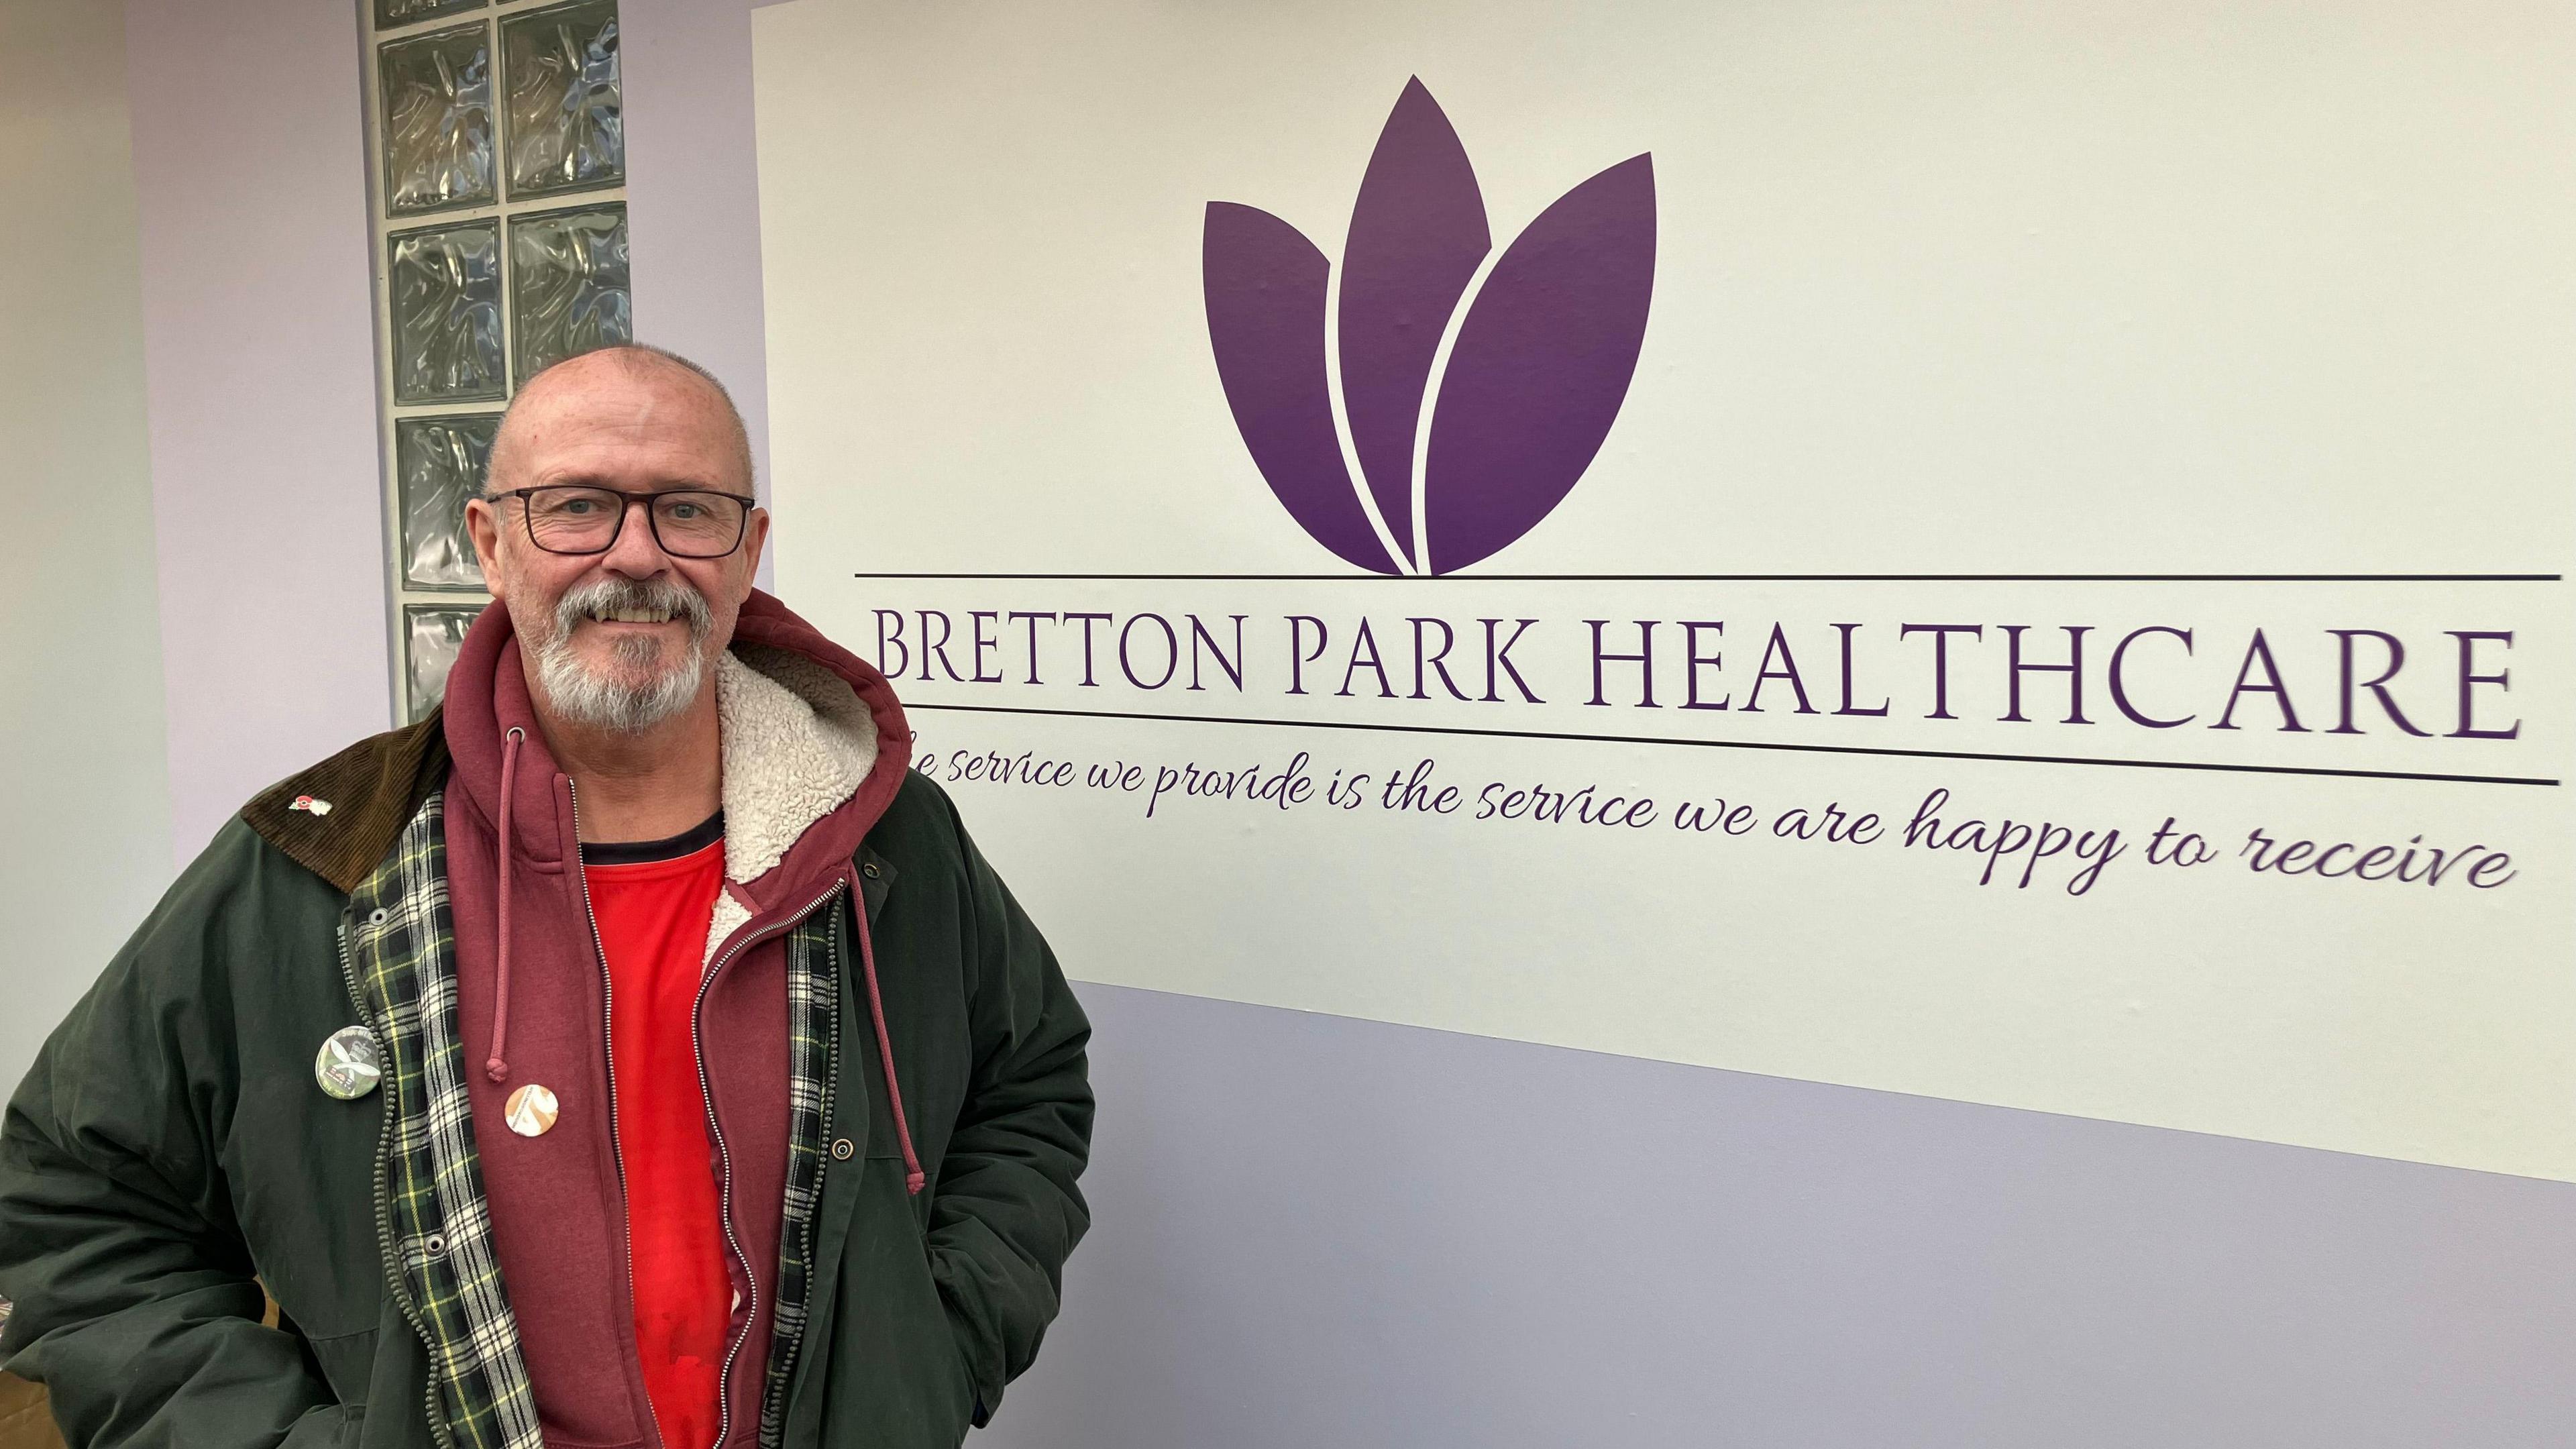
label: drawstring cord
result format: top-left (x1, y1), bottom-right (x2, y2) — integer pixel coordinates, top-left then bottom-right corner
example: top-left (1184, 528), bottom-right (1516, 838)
top-left (477, 722), bottom-right (918, 1195)
top-left (853, 898), bottom-right (926, 1195)
top-left (485, 726), bottom-right (525, 1083)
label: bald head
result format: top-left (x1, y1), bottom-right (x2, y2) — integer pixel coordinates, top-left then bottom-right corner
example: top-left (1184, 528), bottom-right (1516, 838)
top-left (486, 343), bottom-right (755, 497)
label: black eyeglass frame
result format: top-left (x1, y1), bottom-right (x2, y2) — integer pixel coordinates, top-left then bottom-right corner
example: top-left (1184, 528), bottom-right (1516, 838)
top-left (493, 485), bottom-right (761, 559)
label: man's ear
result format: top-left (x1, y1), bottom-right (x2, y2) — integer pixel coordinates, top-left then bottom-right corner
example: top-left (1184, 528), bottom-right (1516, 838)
top-left (466, 496), bottom-right (508, 601)
top-left (739, 507), bottom-right (771, 583)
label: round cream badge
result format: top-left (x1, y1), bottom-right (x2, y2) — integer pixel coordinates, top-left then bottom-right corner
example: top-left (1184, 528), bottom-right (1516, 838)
top-left (314, 1026), bottom-right (382, 1100)
top-left (504, 1083), bottom-right (559, 1138)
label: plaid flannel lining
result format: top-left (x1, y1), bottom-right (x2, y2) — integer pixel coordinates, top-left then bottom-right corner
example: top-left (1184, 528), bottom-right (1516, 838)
top-left (347, 794), bottom-right (843, 1449)
top-left (346, 790), bottom-right (545, 1449)
top-left (759, 894), bottom-right (843, 1446)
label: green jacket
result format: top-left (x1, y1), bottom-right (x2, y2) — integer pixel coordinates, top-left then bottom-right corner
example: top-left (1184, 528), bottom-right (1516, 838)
top-left (0, 706), bottom-right (1092, 1449)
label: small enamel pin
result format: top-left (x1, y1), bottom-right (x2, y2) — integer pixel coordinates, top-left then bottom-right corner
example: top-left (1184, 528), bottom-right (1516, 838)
top-left (314, 1026), bottom-right (381, 1099)
top-left (504, 1083), bottom-right (559, 1138)
top-left (290, 795), bottom-right (333, 816)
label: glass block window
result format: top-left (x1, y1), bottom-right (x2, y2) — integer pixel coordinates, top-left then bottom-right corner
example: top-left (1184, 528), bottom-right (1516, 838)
top-left (379, 22), bottom-right (494, 214)
top-left (502, 1), bottom-right (623, 199)
top-left (510, 204), bottom-right (630, 384)
top-left (364, 0), bottom-right (631, 721)
top-left (388, 221), bottom-right (505, 402)
top-left (379, 0), bottom-right (484, 25)
top-left (396, 415), bottom-right (496, 589)
top-left (404, 605), bottom-right (481, 720)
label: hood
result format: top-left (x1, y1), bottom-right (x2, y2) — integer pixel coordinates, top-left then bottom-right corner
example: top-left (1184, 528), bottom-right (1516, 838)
top-left (441, 588), bottom-right (914, 1088)
top-left (441, 588), bottom-right (914, 934)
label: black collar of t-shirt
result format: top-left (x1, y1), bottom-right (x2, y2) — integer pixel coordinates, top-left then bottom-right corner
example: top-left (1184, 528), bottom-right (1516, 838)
top-left (580, 810), bottom-right (724, 866)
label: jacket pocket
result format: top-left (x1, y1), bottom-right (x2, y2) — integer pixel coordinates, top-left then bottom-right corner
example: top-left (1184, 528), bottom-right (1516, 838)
top-left (303, 1328), bottom-right (378, 1409)
top-left (914, 1237), bottom-right (978, 1420)
top-left (816, 1160), bottom-right (978, 1446)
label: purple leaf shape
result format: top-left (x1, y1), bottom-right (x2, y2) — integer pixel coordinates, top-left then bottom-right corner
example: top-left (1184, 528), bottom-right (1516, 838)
top-left (1338, 78), bottom-right (1489, 568)
top-left (1423, 154), bottom-right (1656, 574)
top-left (1203, 201), bottom-right (1398, 574)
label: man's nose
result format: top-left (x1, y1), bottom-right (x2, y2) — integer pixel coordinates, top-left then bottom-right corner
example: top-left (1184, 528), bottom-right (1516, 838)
top-left (600, 495), bottom-right (672, 574)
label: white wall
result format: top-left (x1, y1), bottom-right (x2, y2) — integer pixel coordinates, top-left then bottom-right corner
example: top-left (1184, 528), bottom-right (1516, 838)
top-left (0, 0), bottom-right (172, 1083)
top-left (753, 0), bottom-right (2576, 1181)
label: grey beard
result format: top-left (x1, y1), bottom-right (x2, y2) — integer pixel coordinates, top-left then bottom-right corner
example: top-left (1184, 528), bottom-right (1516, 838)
top-left (531, 577), bottom-right (714, 733)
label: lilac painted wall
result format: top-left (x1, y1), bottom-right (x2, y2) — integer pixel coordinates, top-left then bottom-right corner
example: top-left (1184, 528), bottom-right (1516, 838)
top-left (621, 0), bottom-right (776, 589)
top-left (984, 983), bottom-right (2576, 1448)
top-left (125, 0), bottom-right (389, 863)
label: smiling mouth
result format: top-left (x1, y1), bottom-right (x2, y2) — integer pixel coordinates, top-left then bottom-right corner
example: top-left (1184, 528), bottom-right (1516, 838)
top-left (584, 607), bottom-right (681, 626)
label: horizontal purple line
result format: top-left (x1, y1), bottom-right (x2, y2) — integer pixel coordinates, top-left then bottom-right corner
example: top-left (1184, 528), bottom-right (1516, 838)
top-left (855, 572), bottom-right (2563, 584)
top-left (902, 702), bottom-right (2558, 788)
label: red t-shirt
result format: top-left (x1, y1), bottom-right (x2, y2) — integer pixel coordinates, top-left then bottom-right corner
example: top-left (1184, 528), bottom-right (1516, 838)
top-left (584, 816), bottom-right (731, 1449)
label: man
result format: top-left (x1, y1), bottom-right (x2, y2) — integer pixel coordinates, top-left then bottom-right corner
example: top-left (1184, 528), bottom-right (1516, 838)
top-left (0, 346), bottom-right (1092, 1449)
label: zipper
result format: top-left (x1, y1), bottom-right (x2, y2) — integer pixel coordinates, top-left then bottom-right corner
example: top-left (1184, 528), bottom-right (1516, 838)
top-left (695, 875), bottom-right (851, 1449)
top-left (562, 776), bottom-right (660, 1449)
top-left (759, 892), bottom-right (846, 1439)
top-left (340, 920), bottom-right (464, 1449)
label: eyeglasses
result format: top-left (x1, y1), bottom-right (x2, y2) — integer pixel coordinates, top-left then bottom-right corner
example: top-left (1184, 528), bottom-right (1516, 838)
top-left (494, 485), bottom-right (757, 559)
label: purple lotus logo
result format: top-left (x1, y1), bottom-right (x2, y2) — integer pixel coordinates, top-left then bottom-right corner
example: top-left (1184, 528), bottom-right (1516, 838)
top-left (1203, 78), bottom-right (1655, 576)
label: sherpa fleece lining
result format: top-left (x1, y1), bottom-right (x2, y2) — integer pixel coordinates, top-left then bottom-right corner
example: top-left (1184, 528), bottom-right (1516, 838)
top-left (699, 643), bottom-right (879, 963)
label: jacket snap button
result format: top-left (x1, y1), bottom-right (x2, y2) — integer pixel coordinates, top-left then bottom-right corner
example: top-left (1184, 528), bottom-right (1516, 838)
top-left (366, 908), bottom-right (389, 927)
top-left (830, 1138), bottom-right (855, 1161)
top-left (422, 1234), bottom-right (446, 1258)
top-left (861, 863), bottom-right (880, 879)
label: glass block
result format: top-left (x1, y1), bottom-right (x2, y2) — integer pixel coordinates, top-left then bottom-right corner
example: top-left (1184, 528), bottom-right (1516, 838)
top-left (378, 0), bottom-right (483, 26)
top-left (397, 414), bottom-right (498, 590)
top-left (380, 23), bottom-right (494, 215)
top-left (502, 0), bottom-right (623, 198)
top-left (405, 605), bottom-right (481, 720)
top-left (390, 221), bottom-right (505, 402)
top-left (509, 204), bottom-right (631, 385)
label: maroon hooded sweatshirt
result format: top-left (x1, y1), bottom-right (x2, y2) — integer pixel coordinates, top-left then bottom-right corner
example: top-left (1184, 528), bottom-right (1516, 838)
top-left (439, 590), bottom-right (915, 1449)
